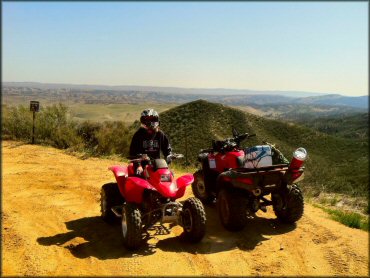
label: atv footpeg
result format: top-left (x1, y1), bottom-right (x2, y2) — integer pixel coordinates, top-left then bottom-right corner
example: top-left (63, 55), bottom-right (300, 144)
top-left (111, 206), bottom-right (123, 217)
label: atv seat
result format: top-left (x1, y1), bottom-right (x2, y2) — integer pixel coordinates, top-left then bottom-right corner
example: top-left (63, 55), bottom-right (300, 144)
top-left (152, 159), bottom-right (168, 171)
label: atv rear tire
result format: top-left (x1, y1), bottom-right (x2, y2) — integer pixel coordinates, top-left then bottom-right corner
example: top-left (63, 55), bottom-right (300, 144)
top-left (192, 170), bottom-right (214, 204)
top-left (122, 203), bottom-right (142, 250)
top-left (273, 184), bottom-right (304, 224)
top-left (100, 182), bottom-right (124, 223)
top-left (217, 188), bottom-right (248, 231)
top-left (182, 197), bottom-right (206, 243)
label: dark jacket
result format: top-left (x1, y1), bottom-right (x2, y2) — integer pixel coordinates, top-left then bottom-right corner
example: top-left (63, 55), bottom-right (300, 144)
top-left (129, 127), bottom-right (172, 159)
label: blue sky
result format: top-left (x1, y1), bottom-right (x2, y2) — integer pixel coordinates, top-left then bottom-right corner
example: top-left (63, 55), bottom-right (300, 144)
top-left (3, 1), bottom-right (368, 96)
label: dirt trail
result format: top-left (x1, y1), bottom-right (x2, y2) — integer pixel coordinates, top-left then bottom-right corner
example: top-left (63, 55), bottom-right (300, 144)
top-left (2, 141), bottom-right (368, 276)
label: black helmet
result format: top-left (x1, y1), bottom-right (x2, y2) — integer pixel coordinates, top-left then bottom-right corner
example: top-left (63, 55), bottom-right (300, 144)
top-left (140, 109), bottom-right (159, 130)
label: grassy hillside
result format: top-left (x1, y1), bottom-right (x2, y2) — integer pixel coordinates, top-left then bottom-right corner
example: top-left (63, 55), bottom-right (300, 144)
top-left (160, 100), bottom-right (252, 162)
top-left (160, 100), bottom-right (368, 198)
top-left (234, 103), bottom-right (367, 121)
top-left (295, 113), bottom-right (368, 140)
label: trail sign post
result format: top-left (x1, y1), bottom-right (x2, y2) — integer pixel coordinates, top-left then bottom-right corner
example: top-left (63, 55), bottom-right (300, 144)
top-left (30, 101), bottom-right (40, 144)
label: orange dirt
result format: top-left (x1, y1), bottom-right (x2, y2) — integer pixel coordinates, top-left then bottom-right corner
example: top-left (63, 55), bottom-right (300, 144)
top-left (2, 140), bottom-right (368, 276)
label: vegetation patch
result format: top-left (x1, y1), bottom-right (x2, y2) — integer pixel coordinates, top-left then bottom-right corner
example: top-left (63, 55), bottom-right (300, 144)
top-left (1, 103), bottom-right (137, 157)
top-left (313, 204), bottom-right (369, 231)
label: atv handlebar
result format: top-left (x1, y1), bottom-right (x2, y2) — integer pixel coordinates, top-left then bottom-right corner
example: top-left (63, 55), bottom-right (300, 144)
top-left (200, 133), bottom-right (256, 153)
top-left (129, 154), bottom-right (150, 163)
top-left (129, 153), bottom-right (184, 163)
top-left (168, 153), bottom-right (184, 160)
top-left (236, 133), bottom-right (256, 142)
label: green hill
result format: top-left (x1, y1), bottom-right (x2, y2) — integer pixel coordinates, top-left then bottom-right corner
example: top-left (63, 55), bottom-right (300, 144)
top-left (295, 113), bottom-right (368, 140)
top-left (160, 100), bottom-right (368, 198)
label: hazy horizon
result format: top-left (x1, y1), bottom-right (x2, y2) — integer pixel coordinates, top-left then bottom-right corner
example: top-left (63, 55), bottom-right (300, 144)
top-left (2, 81), bottom-right (367, 97)
top-left (3, 2), bottom-right (368, 97)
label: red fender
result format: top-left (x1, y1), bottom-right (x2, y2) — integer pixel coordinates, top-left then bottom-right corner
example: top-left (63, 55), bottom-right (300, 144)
top-left (109, 165), bottom-right (128, 178)
top-left (175, 173), bottom-right (194, 199)
top-left (124, 177), bottom-right (156, 203)
top-left (108, 165), bottom-right (128, 196)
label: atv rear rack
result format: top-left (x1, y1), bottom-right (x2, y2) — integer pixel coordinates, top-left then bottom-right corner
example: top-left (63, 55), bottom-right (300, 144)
top-left (233, 163), bottom-right (289, 173)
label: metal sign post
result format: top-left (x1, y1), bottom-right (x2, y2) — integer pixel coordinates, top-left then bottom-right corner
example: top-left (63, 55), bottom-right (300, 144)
top-left (30, 101), bottom-right (40, 144)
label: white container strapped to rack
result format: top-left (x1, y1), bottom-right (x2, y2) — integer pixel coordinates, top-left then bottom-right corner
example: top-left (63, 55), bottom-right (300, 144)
top-left (244, 145), bottom-right (273, 168)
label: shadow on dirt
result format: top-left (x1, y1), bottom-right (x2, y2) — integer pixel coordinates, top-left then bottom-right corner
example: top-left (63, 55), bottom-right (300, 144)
top-left (37, 205), bottom-right (296, 259)
top-left (156, 204), bottom-right (296, 254)
top-left (37, 216), bottom-right (157, 259)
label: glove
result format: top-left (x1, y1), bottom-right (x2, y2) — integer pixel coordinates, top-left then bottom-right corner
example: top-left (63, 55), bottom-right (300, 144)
top-left (136, 166), bottom-right (144, 176)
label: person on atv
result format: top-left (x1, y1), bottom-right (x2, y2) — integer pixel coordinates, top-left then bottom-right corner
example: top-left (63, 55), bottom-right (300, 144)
top-left (129, 109), bottom-right (172, 176)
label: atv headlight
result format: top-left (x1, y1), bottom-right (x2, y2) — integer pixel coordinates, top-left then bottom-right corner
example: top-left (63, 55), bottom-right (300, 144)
top-left (160, 174), bottom-right (171, 182)
top-left (170, 181), bottom-right (178, 191)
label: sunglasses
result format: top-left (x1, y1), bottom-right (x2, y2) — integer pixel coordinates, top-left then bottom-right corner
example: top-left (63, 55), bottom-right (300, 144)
top-left (145, 116), bottom-right (158, 121)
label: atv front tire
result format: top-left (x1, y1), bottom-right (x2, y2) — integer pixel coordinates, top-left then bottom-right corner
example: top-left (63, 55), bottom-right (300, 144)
top-left (182, 197), bottom-right (206, 243)
top-left (273, 184), bottom-right (304, 224)
top-left (100, 182), bottom-right (124, 223)
top-left (192, 170), bottom-right (214, 204)
top-left (122, 203), bottom-right (142, 250)
top-left (217, 188), bottom-right (248, 231)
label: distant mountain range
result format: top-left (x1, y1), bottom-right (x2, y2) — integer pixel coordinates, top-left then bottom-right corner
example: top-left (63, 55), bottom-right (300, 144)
top-left (2, 81), bottom-right (368, 109)
top-left (290, 94), bottom-right (369, 108)
top-left (2, 81), bottom-right (339, 97)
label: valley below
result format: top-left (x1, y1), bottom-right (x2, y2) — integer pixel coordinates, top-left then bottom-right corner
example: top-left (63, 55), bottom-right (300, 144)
top-left (2, 140), bottom-right (368, 276)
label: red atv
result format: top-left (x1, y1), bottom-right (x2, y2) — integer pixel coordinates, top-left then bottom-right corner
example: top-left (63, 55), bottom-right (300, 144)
top-left (101, 153), bottom-right (206, 249)
top-left (192, 128), bottom-right (306, 231)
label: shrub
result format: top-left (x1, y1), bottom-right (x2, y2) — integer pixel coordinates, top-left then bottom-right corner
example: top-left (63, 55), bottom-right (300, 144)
top-left (2, 103), bottom-right (137, 157)
top-left (94, 121), bottom-right (132, 156)
top-left (76, 121), bottom-right (102, 149)
top-left (2, 105), bottom-right (33, 140)
top-left (2, 103), bottom-right (82, 149)
top-left (35, 103), bottom-right (82, 149)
